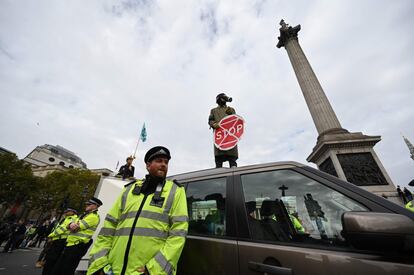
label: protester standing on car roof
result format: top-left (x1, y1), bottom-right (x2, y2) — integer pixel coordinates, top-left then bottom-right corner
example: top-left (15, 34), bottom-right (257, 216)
top-left (52, 197), bottom-right (102, 275)
top-left (209, 93), bottom-right (239, 168)
top-left (87, 146), bottom-right (188, 275)
top-left (117, 156), bottom-right (135, 179)
top-left (41, 207), bottom-right (78, 275)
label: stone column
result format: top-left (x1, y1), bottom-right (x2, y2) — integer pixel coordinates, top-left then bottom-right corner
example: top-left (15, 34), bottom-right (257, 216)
top-left (276, 20), bottom-right (401, 205)
top-left (277, 20), bottom-right (344, 135)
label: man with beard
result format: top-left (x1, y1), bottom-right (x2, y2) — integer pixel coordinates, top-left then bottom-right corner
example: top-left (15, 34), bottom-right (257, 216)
top-left (87, 146), bottom-right (188, 275)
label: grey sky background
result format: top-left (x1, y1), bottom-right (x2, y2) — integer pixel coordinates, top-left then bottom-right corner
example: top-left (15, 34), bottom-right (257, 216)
top-left (1, 0), bottom-right (413, 188)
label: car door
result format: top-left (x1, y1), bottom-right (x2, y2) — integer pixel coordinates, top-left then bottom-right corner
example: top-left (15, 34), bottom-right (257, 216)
top-left (235, 167), bottom-right (414, 275)
top-left (177, 175), bottom-right (238, 275)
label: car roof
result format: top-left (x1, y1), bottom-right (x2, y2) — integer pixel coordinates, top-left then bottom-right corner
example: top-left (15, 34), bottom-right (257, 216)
top-left (169, 161), bottom-right (305, 182)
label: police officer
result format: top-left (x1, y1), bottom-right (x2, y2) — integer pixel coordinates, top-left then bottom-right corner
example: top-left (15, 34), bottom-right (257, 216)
top-left (406, 199), bottom-right (414, 212)
top-left (52, 197), bottom-right (102, 275)
top-left (87, 146), bottom-right (188, 275)
top-left (42, 208), bottom-right (78, 275)
top-left (208, 93), bottom-right (239, 168)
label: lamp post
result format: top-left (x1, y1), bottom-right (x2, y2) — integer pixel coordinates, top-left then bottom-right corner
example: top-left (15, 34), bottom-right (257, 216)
top-left (80, 184), bottom-right (89, 209)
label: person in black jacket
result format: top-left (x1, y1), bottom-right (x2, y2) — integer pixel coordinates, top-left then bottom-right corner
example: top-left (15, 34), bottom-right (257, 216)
top-left (117, 156), bottom-right (135, 179)
top-left (0, 219), bottom-right (12, 247)
top-left (3, 219), bottom-right (26, 253)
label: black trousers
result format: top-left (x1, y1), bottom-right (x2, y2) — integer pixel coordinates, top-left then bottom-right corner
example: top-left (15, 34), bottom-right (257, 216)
top-left (51, 241), bottom-right (91, 275)
top-left (42, 239), bottom-right (66, 275)
top-left (215, 156), bottom-right (237, 168)
top-left (3, 234), bottom-right (23, 252)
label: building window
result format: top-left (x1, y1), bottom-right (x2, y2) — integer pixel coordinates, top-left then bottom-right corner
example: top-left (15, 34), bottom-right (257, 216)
top-left (59, 161), bottom-right (65, 166)
top-left (49, 157), bottom-right (55, 162)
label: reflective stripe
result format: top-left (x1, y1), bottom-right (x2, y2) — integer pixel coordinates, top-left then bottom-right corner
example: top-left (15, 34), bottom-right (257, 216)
top-left (113, 227), bottom-right (168, 239)
top-left (164, 183), bottom-right (177, 214)
top-left (169, 229), bottom-right (187, 237)
top-left (99, 227), bottom-right (116, 236)
top-left (154, 251), bottom-right (173, 275)
top-left (55, 225), bottom-right (66, 234)
top-left (140, 211), bottom-right (169, 223)
top-left (71, 232), bottom-right (92, 238)
top-left (119, 211), bottom-right (136, 221)
top-left (90, 248), bottom-right (109, 262)
top-left (80, 220), bottom-right (89, 228)
top-left (121, 184), bottom-right (134, 213)
top-left (119, 210), bottom-right (169, 224)
top-left (105, 214), bottom-right (118, 224)
top-left (170, 216), bottom-right (189, 223)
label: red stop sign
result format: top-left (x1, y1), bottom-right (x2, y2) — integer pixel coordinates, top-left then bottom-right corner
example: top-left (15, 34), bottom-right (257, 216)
top-left (214, 114), bottom-right (245, 151)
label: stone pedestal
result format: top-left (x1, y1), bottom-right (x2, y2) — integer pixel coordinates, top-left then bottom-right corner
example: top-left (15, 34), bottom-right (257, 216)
top-left (277, 20), bottom-right (401, 205)
top-left (307, 131), bottom-right (400, 204)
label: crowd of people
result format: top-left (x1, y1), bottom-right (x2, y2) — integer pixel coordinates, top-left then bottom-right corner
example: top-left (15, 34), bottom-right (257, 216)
top-left (0, 217), bottom-right (55, 254)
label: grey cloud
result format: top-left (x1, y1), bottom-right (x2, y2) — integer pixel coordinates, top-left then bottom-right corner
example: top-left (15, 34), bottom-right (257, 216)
top-left (0, 0), bottom-right (413, 190)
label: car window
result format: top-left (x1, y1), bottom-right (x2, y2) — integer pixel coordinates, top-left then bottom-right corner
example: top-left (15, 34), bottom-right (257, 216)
top-left (241, 169), bottom-right (368, 247)
top-left (185, 177), bottom-right (226, 237)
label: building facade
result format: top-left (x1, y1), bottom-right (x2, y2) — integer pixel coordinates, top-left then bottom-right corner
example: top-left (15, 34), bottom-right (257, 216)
top-left (24, 144), bottom-right (87, 169)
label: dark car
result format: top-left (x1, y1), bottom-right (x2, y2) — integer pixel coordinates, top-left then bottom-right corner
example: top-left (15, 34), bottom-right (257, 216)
top-left (172, 161), bottom-right (414, 275)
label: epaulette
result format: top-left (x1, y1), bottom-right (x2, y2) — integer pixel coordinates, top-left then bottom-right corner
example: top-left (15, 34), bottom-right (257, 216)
top-left (173, 179), bottom-right (183, 187)
top-left (124, 179), bottom-right (139, 187)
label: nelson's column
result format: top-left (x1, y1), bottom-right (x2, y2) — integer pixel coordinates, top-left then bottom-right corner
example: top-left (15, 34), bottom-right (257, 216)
top-left (276, 20), bottom-right (400, 204)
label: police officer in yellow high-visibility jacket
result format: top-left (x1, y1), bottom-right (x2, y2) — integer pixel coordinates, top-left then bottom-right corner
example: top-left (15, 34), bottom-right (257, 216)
top-left (52, 197), bottom-right (102, 275)
top-left (87, 146), bottom-right (188, 275)
top-left (406, 200), bottom-right (414, 212)
top-left (42, 208), bottom-right (78, 275)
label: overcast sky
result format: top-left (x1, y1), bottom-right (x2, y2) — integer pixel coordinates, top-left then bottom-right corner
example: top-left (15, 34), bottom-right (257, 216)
top-left (1, 0), bottom-right (413, 188)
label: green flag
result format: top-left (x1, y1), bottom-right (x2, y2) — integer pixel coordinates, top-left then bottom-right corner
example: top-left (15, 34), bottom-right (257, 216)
top-left (140, 123), bottom-right (147, 142)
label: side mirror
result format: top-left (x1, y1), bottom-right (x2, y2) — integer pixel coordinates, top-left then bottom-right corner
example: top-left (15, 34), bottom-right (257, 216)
top-left (342, 212), bottom-right (414, 252)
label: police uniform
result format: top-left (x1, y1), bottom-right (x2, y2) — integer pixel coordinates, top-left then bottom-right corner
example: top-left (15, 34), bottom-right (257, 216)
top-left (42, 208), bottom-right (78, 275)
top-left (87, 146), bottom-right (188, 275)
top-left (52, 198), bottom-right (102, 275)
top-left (406, 200), bottom-right (414, 212)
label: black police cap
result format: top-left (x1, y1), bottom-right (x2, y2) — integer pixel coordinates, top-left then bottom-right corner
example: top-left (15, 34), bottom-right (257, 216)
top-left (85, 197), bottom-right (103, 207)
top-left (144, 146), bottom-right (171, 163)
top-left (63, 207), bottom-right (78, 214)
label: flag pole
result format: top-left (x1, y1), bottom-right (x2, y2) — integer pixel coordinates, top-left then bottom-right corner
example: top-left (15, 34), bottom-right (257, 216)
top-left (133, 138), bottom-right (140, 159)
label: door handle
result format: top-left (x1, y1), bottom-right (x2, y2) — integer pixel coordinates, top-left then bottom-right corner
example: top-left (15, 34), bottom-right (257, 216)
top-left (248, 261), bottom-right (293, 275)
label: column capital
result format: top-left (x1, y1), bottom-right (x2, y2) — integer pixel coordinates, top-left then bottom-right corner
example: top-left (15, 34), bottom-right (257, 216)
top-left (277, 19), bottom-right (301, 48)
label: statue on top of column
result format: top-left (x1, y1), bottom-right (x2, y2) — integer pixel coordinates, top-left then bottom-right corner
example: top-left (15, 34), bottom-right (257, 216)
top-left (277, 19), bottom-right (301, 48)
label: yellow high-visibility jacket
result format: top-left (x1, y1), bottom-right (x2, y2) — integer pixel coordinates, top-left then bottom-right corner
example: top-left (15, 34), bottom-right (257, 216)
top-left (87, 180), bottom-right (188, 275)
top-left (66, 210), bottom-right (100, 246)
top-left (406, 201), bottom-right (414, 212)
top-left (48, 214), bottom-right (78, 241)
